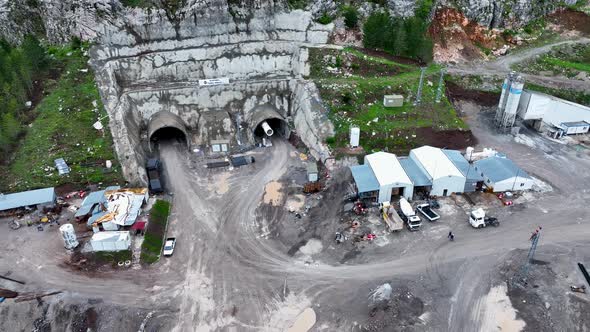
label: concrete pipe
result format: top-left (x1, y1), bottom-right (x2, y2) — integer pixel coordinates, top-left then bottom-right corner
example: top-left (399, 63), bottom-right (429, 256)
top-left (261, 121), bottom-right (274, 136)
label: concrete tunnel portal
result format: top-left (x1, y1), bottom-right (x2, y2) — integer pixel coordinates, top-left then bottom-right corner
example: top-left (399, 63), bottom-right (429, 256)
top-left (148, 111), bottom-right (189, 148)
top-left (250, 105), bottom-right (289, 139)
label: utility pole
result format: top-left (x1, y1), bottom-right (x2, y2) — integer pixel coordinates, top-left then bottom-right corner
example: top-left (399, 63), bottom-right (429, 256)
top-left (435, 68), bottom-right (445, 103)
top-left (414, 67), bottom-right (426, 106)
top-left (515, 226), bottom-right (542, 285)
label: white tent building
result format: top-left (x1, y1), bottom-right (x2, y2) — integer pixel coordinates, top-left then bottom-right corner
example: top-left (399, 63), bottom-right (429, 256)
top-left (365, 152), bottom-right (414, 202)
top-left (90, 231), bottom-right (131, 252)
top-left (409, 146), bottom-right (466, 196)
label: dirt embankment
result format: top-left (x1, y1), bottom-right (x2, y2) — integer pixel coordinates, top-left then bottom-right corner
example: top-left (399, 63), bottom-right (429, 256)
top-left (429, 8), bottom-right (504, 63)
top-left (547, 9), bottom-right (590, 35)
top-left (445, 81), bottom-right (500, 107)
top-left (415, 127), bottom-right (477, 151)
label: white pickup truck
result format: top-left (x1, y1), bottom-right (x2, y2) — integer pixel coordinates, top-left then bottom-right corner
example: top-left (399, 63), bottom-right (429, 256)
top-left (417, 203), bottom-right (440, 221)
top-left (163, 237), bottom-right (176, 256)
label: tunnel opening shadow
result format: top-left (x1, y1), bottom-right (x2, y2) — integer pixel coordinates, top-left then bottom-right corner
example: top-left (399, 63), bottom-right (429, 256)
top-left (150, 126), bottom-right (187, 147)
top-left (254, 118), bottom-right (288, 138)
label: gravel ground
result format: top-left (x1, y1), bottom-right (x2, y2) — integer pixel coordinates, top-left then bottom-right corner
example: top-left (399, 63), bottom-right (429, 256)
top-left (2, 102), bottom-right (590, 331)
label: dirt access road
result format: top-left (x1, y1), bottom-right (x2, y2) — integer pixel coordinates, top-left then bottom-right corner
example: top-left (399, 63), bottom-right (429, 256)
top-left (448, 37), bottom-right (590, 92)
top-left (2, 130), bottom-right (590, 331)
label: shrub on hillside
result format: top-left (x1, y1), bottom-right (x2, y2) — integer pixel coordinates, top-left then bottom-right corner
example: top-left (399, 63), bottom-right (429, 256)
top-left (342, 6), bottom-right (359, 29)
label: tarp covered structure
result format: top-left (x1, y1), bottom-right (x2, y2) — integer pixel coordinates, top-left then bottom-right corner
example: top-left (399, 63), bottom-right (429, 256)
top-left (76, 187), bottom-right (148, 229)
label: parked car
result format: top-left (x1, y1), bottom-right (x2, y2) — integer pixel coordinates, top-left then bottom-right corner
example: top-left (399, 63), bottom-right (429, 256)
top-left (146, 158), bottom-right (164, 194)
top-left (163, 237), bottom-right (176, 256)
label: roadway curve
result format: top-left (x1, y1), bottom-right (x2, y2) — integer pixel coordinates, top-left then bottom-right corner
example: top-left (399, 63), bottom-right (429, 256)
top-left (447, 37), bottom-right (590, 92)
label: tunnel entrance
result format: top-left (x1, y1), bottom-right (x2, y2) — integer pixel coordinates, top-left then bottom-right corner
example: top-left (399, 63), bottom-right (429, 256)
top-left (150, 126), bottom-right (187, 145)
top-left (148, 111), bottom-right (189, 150)
top-left (254, 118), bottom-right (288, 138)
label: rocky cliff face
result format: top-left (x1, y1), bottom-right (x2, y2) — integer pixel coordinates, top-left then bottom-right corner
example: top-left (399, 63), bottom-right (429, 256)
top-left (448, 0), bottom-right (579, 29)
top-left (0, 0), bottom-right (580, 45)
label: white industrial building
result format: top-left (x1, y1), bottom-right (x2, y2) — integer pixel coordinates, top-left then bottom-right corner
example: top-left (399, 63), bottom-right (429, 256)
top-left (350, 152), bottom-right (413, 202)
top-left (474, 155), bottom-right (534, 192)
top-left (365, 152), bottom-right (413, 202)
top-left (409, 146), bottom-right (466, 196)
top-left (496, 72), bottom-right (590, 134)
top-left (517, 90), bottom-right (590, 133)
top-left (351, 147), bottom-right (534, 199)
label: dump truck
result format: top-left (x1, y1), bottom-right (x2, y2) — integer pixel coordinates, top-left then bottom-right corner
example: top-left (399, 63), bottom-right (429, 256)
top-left (399, 197), bottom-right (421, 231)
top-left (379, 201), bottom-right (404, 232)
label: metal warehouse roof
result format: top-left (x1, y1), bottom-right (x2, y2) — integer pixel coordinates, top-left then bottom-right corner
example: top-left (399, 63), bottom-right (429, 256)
top-left (561, 121), bottom-right (590, 127)
top-left (527, 90), bottom-right (590, 112)
top-left (350, 165), bottom-right (380, 193)
top-left (398, 157), bottom-right (432, 187)
top-left (0, 187), bottom-right (55, 211)
top-left (411, 146), bottom-right (463, 179)
top-left (365, 152), bottom-right (412, 186)
top-left (442, 150), bottom-right (484, 182)
top-left (475, 156), bottom-right (531, 182)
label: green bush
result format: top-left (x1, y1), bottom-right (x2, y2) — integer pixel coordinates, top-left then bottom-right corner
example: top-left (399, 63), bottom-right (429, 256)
top-left (342, 6), bottom-right (359, 29)
top-left (140, 200), bottom-right (171, 264)
top-left (317, 12), bottom-right (333, 25)
top-left (288, 0), bottom-right (307, 10)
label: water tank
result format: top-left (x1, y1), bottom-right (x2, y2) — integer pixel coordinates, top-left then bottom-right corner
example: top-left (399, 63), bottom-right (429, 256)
top-left (505, 77), bottom-right (524, 115)
top-left (350, 127), bottom-right (360, 148)
top-left (465, 147), bottom-right (475, 161)
top-left (59, 224), bottom-right (79, 250)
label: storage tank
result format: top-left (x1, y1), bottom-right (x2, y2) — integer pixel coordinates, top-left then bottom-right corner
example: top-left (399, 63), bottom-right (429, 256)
top-left (59, 223), bottom-right (79, 250)
top-left (465, 147), bottom-right (475, 161)
top-left (350, 127), bottom-right (360, 148)
top-left (505, 77), bottom-right (524, 115)
top-left (497, 76), bottom-right (511, 110)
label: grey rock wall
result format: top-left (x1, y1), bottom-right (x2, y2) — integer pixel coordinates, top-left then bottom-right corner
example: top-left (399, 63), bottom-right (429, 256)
top-left (85, 1), bottom-right (334, 185)
top-left (0, 0), bottom-right (577, 45)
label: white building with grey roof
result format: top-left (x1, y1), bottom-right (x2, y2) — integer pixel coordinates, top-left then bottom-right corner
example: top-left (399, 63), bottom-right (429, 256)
top-left (474, 155), bottom-right (534, 192)
top-left (409, 146), bottom-right (466, 197)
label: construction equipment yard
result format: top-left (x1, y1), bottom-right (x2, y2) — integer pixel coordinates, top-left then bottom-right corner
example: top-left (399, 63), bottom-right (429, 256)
top-left (1, 2), bottom-right (590, 331)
